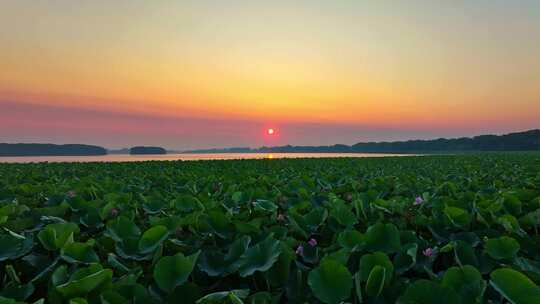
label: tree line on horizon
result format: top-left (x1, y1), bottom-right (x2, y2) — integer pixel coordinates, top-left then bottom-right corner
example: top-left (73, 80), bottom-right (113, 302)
top-left (1, 129), bottom-right (539, 156)
top-left (184, 129), bottom-right (540, 154)
top-left (0, 144), bottom-right (166, 157)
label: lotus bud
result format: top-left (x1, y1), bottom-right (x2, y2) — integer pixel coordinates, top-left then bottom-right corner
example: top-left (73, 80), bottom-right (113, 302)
top-left (422, 247), bottom-right (434, 257)
top-left (296, 245), bottom-right (304, 256)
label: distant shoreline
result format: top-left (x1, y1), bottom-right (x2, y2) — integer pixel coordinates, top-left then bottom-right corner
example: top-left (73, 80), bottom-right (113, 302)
top-left (180, 129), bottom-right (540, 154)
top-left (1, 128), bottom-right (538, 157)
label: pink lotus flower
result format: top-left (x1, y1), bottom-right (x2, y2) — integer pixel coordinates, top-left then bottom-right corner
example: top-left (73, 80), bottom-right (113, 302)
top-left (422, 247), bottom-right (434, 257)
top-left (296, 245), bottom-right (304, 256)
top-left (308, 238), bottom-right (318, 247)
top-left (414, 196), bottom-right (424, 205)
top-left (67, 190), bottom-right (76, 198)
top-left (110, 208), bottom-right (119, 218)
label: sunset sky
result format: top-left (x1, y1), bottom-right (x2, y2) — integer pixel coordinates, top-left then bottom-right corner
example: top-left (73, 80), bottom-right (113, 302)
top-left (1, 1), bottom-right (539, 149)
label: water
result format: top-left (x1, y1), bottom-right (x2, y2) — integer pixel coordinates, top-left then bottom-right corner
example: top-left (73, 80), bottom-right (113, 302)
top-left (0, 153), bottom-right (412, 163)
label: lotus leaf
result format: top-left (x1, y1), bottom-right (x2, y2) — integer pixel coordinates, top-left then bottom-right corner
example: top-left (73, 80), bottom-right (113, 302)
top-left (308, 259), bottom-right (353, 304)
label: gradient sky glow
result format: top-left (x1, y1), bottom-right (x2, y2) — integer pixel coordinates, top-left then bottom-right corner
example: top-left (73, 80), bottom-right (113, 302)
top-left (1, 1), bottom-right (539, 149)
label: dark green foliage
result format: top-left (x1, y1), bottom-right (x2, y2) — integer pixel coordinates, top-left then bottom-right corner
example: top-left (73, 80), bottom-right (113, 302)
top-left (0, 153), bottom-right (540, 303)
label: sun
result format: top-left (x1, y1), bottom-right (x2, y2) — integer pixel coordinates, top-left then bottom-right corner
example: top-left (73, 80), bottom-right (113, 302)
top-left (267, 128), bottom-right (275, 135)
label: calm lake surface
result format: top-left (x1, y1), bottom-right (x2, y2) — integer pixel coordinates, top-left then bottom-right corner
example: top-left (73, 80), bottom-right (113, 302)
top-left (0, 153), bottom-right (413, 163)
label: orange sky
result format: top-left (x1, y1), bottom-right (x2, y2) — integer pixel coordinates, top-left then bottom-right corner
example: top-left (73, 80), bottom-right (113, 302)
top-left (1, 1), bottom-right (539, 149)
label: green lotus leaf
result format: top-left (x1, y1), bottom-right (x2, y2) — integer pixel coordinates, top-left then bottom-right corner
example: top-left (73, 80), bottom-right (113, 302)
top-left (0, 282), bottom-right (34, 301)
top-left (100, 290), bottom-right (128, 304)
top-left (485, 236), bottom-right (520, 260)
top-left (330, 203), bottom-right (358, 226)
top-left (359, 252), bottom-right (393, 285)
top-left (398, 280), bottom-right (459, 304)
top-left (106, 216), bottom-right (141, 242)
top-left (321, 248), bottom-right (350, 266)
top-left (308, 258), bottom-right (353, 304)
top-left (252, 200), bottom-right (278, 213)
top-left (105, 253), bottom-right (131, 274)
top-left (232, 192), bottom-right (243, 204)
top-left (69, 298), bottom-right (88, 304)
top-left (520, 209), bottom-right (540, 228)
top-left (503, 193), bottom-right (522, 216)
top-left (248, 292), bottom-right (272, 304)
top-left (56, 264), bottom-right (113, 299)
top-left (234, 218), bottom-right (263, 235)
top-left (142, 197), bottom-right (166, 214)
top-left (66, 196), bottom-right (88, 212)
top-left (394, 243), bottom-right (418, 274)
top-left (61, 242), bottom-right (99, 264)
top-left (266, 243), bottom-right (295, 286)
top-left (0, 296), bottom-right (17, 304)
top-left (116, 237), bottom-right (152, 261)
top-left (196, 289), bottom-right (249, 304)
top-left (365, 265), bottom-right (386, 298)
top-left (154, 250), bottom-right (201, 292)
top-left (173, 195), bottom-right (204, 213)
top-left (238, 235), bottom-right (281, 277)
top-left (198, 251), bottom-right (228, 277)
top-left (444, 206), bottom-right (472, 228)
top-left (497, 214), bottom-right (525, 236)
top-left (337, 230), bottom-right (364, 251)
top-left (79, 206), bottom-right (103, 228)
top-left (490, 268), bottom-right (540, 304)
top-left (206, 210), bottom-right (233, 238)
top-left (0, 233), bottom-right (33, 261)
top-left (115, 283), bottom-right (154, 304)
top-left (304, 207), bottom-right (328, 232)
top-left (138, 225), bottom-right (168, 254)
top-left (287, 213), bottom-right (309, 238)
top-left (454, 240), bottom-right (479, 267)
top-left (37, 223), bottom-right (79, 251)
top-left (167, 282), bottom-right (202, 304)
top-left (199, 236), bottom-right (251, 276)
top-left (52, 265), bottom-right (69, 286)
top-left (442, 266), bottom-right (486, 304)
top-left (364, 223), bottom-right (401, 253)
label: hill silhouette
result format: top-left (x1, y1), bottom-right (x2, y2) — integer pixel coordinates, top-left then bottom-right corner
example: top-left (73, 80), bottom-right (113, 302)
top-left (0, 144), bottom-right (107, 156)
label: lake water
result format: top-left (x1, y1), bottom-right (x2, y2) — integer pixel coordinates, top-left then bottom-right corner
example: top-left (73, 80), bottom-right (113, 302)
top-left (0, 153), bottom-right (412, 163)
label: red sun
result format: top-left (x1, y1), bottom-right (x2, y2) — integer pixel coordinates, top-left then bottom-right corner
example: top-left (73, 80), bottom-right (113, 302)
top-left (267, 128), bottom-right (275, 135)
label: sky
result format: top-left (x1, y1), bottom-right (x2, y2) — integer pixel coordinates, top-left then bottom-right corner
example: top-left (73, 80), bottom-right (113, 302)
top-left (1, 1), bottom-right (539, 150)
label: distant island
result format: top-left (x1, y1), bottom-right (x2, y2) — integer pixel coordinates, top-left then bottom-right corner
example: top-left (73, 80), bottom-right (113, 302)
top-left (182, 129), bottom-right (540, 154)
top-left (129, 146), bottom-right (167, 155)
top-left (0, 144), bottom-right (107, 157)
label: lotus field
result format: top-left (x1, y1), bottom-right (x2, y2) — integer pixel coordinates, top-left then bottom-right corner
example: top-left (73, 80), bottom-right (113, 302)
top-left (1, 154), bottom-right (540, 304)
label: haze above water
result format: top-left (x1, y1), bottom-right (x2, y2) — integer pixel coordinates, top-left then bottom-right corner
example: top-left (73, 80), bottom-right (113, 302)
top-left (0, 153), bottom-right (413, 163)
